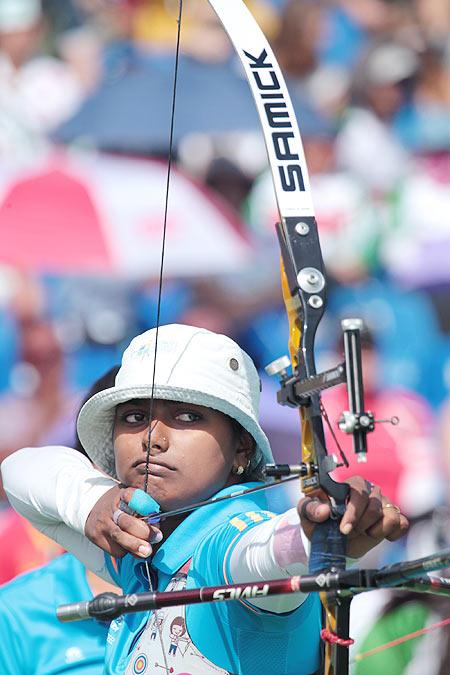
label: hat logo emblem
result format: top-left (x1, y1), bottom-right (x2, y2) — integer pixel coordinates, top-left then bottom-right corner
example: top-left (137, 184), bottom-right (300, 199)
top-left (229, 358), bottom-right (239, 371)
top-left (134, 343), bottom-right (156, 360)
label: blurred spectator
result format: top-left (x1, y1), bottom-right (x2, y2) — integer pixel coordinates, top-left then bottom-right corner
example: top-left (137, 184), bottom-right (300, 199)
top-left (272, 0), bottom-right (351, 120)
top-left (0, 363), bottom-right (118, 585)
top-left (318, 0), bottom-right (391, 68)
top-left (0, 0), bottom-right (83, 157)
top-left (0, 275), bottom-right (78, 584)
top-left (271, 0), bottom-right (419, 122)
top-left (330, 0), bottom-right (416, 46)
top-left (70, 0), bottom-right (145, 83)
top-left (412, 0), bottom-right (450, 47)
top-left (353, 41), bottom-right (419, 127)
top-left (0, 276), bottom-right (81, 503)
top-left (56, 24), bottom-right (102, 94)
top-left (378, 150), bottom-right (450, 294)
top-left (376, 95), bottom-right (450, 341)
top-left (273, 0), bottom-right (323, 79)
top-left (0, 315), bottom-right (80, 471)
top-left (335, 40), bottom-right (417, 193)
top-left (401, 45), bottom-right (450, 152)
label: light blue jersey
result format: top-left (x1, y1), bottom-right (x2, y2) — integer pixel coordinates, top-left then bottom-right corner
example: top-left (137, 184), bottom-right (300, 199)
top-left (0, 554), bottom-right (109, 674)
top-left (104, 483), bottom-right (322, 675)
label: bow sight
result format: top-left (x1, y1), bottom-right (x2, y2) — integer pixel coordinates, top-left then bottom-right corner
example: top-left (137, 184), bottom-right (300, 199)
top-left (265, 317), bottom-right (376, 478)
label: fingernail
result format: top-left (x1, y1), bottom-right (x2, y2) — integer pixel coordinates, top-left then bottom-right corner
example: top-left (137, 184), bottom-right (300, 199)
top-left (342, 523), bottom-right (353, 535)
top-left (150, 531), bottom-right (163, 544)
top-left (138, 544), bottom-right (151, 557)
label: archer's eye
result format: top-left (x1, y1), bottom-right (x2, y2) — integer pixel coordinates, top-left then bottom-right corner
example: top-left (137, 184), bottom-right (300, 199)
top-left (176, 412), bottom-right (201, 423)
top-left (123, 411), bottom-right (148, 425)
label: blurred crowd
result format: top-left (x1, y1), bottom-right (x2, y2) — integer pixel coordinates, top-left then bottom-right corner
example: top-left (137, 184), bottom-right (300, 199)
top-left (2, 0), bottom-right (450, 671)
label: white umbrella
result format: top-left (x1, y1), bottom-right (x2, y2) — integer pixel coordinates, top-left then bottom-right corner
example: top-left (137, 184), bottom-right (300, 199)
top-left (0, 149), bottom-right (250, 278)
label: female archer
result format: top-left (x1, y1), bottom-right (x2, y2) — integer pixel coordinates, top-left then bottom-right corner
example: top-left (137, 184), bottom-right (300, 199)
top-left (1, 323), bottom-right (408, 674)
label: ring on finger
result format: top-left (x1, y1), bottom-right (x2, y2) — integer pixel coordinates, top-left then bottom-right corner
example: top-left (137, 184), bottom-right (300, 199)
top-left (112, 509), bottom-right (124, 525)
top-left (382, 503), bottom-right (401, 514)
top-left (119, 499), bottom-right (136, 516)
top-left (299, 497), bottom-right (319, 521)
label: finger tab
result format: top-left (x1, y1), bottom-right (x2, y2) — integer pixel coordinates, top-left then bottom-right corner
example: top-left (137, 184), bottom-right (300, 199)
top-left (128, 490), bottom-right (160, 517)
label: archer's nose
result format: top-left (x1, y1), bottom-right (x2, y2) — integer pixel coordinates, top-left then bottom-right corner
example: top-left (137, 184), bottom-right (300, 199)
top-left (142, 421), bottom-right (169, 454)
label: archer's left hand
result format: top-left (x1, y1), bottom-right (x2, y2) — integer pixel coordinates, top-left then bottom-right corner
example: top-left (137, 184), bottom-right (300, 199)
top-left (297, 475), bottom-right (409, 558)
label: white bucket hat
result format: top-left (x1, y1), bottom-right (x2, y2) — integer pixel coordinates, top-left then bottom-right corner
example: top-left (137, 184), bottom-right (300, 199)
top-left (77, 324), bottom-right (274, 479)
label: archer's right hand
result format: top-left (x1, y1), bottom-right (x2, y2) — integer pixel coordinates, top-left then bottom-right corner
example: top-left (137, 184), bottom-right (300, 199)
top-left (84, 486), bottom-right (163, 558)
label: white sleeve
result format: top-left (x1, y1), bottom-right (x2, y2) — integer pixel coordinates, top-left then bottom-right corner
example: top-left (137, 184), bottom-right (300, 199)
top-left (228, 508), bottom-right (310, 613)
top-left (1, 446), bottom-right (118, 582)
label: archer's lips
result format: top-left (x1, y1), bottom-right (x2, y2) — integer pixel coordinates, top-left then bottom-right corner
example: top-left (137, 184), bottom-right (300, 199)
top-left (134, 460), bottom-right (175, 476)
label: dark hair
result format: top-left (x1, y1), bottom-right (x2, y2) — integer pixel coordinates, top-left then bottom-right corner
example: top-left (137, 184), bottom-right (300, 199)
top-left (73, 365), bottom-right (120, 456)
top-left (228, 417), bottom-right (264, 481)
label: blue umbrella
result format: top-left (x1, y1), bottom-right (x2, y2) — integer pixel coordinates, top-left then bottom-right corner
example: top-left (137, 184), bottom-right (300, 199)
top-left (54, 52), bottom-right (331, 155)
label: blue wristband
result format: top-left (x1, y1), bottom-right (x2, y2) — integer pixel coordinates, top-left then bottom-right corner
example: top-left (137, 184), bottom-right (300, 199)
top-left (128, 489), bottom-right (160, 517)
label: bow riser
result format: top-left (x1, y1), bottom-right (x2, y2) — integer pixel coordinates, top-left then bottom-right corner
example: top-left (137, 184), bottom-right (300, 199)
top-left (277, 216), bottom-right (325, 377)
top-left (278, 217), bottom-right (349, 574)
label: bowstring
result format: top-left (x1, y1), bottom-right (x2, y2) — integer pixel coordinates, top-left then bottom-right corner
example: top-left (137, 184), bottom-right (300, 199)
top-left (319, 401), bottom-right (350, 469)
top-left (144, 0), bottom-right (183, 494)
top-left (142, 4), bottom-right (183, 669)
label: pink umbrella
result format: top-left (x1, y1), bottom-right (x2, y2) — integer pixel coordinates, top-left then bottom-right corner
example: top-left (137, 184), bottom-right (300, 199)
top-left (0, 151), bottom-right (250, 278)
